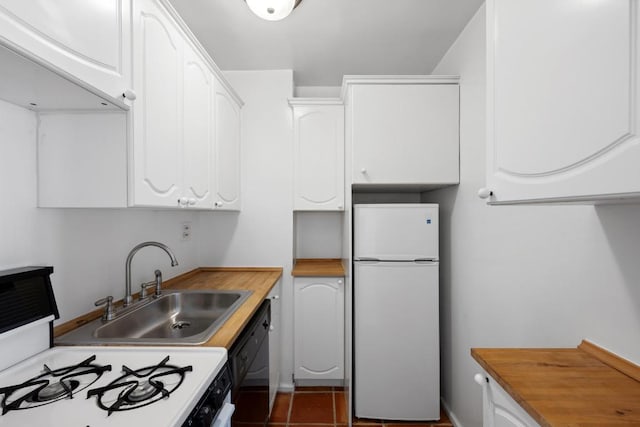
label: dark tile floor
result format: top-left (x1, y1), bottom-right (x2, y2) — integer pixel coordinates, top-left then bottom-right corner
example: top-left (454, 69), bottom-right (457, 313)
top-left (267, 387), bottom-right (453, 427)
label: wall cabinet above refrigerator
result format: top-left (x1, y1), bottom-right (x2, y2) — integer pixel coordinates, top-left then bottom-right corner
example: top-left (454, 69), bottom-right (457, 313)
top-left (343, 76), bottom-right (460, 190)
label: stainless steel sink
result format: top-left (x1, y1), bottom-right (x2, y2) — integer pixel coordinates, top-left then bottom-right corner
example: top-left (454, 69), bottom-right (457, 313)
top-left (56, 289), bottom-right (252, 345)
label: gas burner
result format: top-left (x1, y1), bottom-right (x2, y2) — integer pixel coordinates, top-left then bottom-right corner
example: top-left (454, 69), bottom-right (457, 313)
top-left (87, 356), bottom-right (192, 415)
top-left (0, 355), bottom-right (111, 414)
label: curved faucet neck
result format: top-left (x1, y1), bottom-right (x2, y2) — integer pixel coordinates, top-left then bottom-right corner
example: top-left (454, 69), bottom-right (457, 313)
top-left (124, 241), bottom-right (178, 306)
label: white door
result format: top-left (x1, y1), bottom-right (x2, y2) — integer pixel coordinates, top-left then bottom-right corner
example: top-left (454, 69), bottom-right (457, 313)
top-left (0, 0), bottom-right (132, 101)
top-left (354, 262), bottom-right (439, 420)
top-left (350, 83), bottom-right (459, 185)
top-left (294, 277), bottom-right (344, 381)
top-left (213, 76), bottom-right (241, 210)
top-left (131, 0), bottom-right (183, 207)
top-left (182, 46), bottom-right (213, 208)
top-left (354, 204), bottom-right (439, 260)
top-left (292, 103), bottom-right (345, 211)
top-left (486, 0), bottom-right (640, 202)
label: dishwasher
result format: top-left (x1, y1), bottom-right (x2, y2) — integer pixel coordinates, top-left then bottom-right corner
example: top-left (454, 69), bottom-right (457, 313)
top-left (229, 299), bottom-right (270, 426)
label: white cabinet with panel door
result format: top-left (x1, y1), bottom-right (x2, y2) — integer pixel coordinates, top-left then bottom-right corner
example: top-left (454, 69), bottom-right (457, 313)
top-left (0, 0), bottom-right (132, 104)
top-left (484, 0), bottom-right (640, 204)
top-left (131, 0), bottom-right (216, 209)
top-left (344, 76), bottom-right (459, 187)
top-left (267, 280), bottom-right (282, 412)
top-left (294, 277), bottom-right (344, 382)
top-left (290, 99), bottom-right (344, 211)
top-left (182, 46), bottom-right (214, 209)
top-left (475, 373), bottom-right (540, 427)
top-left (212, 75), bottom-right (242, 211)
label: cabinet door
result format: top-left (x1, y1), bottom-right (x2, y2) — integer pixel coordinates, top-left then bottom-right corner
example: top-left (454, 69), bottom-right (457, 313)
top-left (0, 0), bottom-right (131, 101)
top-left (294, 277), bottom-right (344, 381)
top-left (350, 84), bottom-right (459, 185)
top-left (481, 373), bottom-right (540, 427)
top-left (267, 280), bottom-right (282, 412)
top-left (293, 103), bottom-right (345, 211)
top-left (131, 0), bottom-right (183, 207)
top-left (486, 0), bottom-right (640, 203)
top-left (182, 46), bottom-right (213, 209)
top-left (212, 77), bottom-right (241, 210)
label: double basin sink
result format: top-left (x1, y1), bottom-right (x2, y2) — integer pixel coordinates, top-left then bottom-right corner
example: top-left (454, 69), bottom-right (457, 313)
top-left (56, 289), bottom-right (253, 346)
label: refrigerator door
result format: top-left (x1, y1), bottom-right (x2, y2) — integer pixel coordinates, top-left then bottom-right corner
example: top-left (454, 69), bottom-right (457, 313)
top-left (354, 204), bottom-right (438, 261)
top-left (354, 261), bottom-right (439, 420)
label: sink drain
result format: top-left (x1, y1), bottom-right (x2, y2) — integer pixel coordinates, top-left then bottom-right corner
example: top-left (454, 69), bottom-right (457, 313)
top-left (172, 320), bottom-right (191, 330)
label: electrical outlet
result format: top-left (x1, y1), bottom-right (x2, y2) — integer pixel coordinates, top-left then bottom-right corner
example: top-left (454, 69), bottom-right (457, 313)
top-left (181, 222), bottom-right (192, 241)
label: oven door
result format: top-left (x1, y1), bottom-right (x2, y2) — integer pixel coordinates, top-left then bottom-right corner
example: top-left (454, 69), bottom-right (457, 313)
top-left (212, 392), bottom-right (235, 427)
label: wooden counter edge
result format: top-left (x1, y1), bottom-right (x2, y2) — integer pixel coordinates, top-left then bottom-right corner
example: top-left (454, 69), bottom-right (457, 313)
top-left (53, 267), bottom-right (283, 338)
top-left (291, 258), bottom-right (345, 277)
top-left (578, 339), bottom-right (640, 382)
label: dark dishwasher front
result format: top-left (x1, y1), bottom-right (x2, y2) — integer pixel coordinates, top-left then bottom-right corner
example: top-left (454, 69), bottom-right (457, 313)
top-left (229, 299), bottom-right (270, 426)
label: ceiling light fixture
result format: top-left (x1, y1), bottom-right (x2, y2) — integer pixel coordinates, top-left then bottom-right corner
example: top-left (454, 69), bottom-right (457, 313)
top-left (245, 0), bottom-right (302, 21)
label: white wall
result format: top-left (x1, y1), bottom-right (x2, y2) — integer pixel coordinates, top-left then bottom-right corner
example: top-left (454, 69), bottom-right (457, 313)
top-left (0, 99), bottom-right (201, 324)
top-left (425, 5), bottom-right (640, 427)
top-left (197, 70), bottom-right (296, 389)
top-left (295, 212), bottom-right (343, 258)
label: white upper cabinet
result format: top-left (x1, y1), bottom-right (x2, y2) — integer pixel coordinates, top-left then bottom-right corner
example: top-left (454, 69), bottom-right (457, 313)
top-left (182, 47), bottom-right (214, 209)
top-left (485, 0), bottom-right (640, 203)
top-left (212, 75), bottom-right (242, 211)
top-left (0, 0), bottom-right (132, 103)
top-left (131, 0), bottom-right (184, 207)
top-left (344, 77), bottom-right (459, 188)
top-left (291, 100), bottom-right (345, 211)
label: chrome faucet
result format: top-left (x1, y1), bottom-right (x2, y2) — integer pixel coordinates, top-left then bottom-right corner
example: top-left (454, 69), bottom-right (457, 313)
top-left (124, 241), bottom-right (178, 306)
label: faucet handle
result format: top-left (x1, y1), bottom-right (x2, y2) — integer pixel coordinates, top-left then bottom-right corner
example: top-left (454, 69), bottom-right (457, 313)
top-left (95, 296), bottom-right (115, 321)
top-left (140, 281), bottom-right (156, 300)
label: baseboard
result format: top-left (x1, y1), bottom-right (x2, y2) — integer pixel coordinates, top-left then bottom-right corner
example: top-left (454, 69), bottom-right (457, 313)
top-left (441, 399), bottom-right (465, 427)
top-left (279, 380), bottom-right (295, 393)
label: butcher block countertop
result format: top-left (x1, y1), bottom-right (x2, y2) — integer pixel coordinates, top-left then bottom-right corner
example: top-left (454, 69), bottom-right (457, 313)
top-left (472, 340), bottom-right (640, 426)
top-left (291, 258), bottom-right (345, 277)
top-left (54, 267), bottom-right (282, 349)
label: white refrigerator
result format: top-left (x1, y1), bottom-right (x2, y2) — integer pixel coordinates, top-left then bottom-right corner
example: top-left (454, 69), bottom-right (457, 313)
top-left (353, 203), bottom-right (439, 421)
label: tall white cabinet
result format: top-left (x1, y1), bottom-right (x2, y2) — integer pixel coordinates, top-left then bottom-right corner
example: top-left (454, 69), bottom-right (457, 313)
top-left (344, 76), bottom-right (459, 188)
top-left (290, 99), bottom-right (345, 211)
top-left (484, 0), bottom-right (640, 203)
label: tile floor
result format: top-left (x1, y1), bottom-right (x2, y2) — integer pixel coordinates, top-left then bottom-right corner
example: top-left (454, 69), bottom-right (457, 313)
top-left (266, 387), bottom-right (453, 427)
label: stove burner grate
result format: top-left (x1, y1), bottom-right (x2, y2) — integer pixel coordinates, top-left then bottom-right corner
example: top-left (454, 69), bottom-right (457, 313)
top-left (86, 355), bottom-right (192, 415)
top-left (0, 355), bottom-right (111, 414)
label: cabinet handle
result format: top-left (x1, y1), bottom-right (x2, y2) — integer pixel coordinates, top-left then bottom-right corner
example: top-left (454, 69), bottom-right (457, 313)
top-left (269, 325), bottom-right (274, 332)
top-left (271, 295), bottom-right (280, 300)
top-left (474, 373), bottom-right (488, 385)
top-left (337, 205), bottom-right (344, 210)
top-left (178, 197), bottom-right (189, 207)
top-left (477, 188), bottom-right (493, 199)
top-left (122, 89), bottom-right (137, 101)
top-left (360, 168), bottom-right (367, 174)
top-left (215, 201), bottom-right (224, 208)
top-left (188, 198), bottom-right (196, 206)
top-left (337, 280), bottom-right (343, 285)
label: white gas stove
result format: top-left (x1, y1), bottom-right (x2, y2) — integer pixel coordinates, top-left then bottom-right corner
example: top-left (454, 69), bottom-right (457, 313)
top-left (0, 267), bottom-right (233, 427)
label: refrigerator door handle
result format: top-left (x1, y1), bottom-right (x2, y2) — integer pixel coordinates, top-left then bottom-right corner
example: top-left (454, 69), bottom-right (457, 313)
top-left (354, 257), bottom-right (381, 264)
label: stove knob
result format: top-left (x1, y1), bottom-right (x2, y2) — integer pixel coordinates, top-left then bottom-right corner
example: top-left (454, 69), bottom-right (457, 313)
top-left (197, 405), bottom-right (214, 425)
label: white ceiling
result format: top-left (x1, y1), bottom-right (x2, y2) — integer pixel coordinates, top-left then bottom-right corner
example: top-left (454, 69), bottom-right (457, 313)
top-left (168, 0), bottom-right (484, 87)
